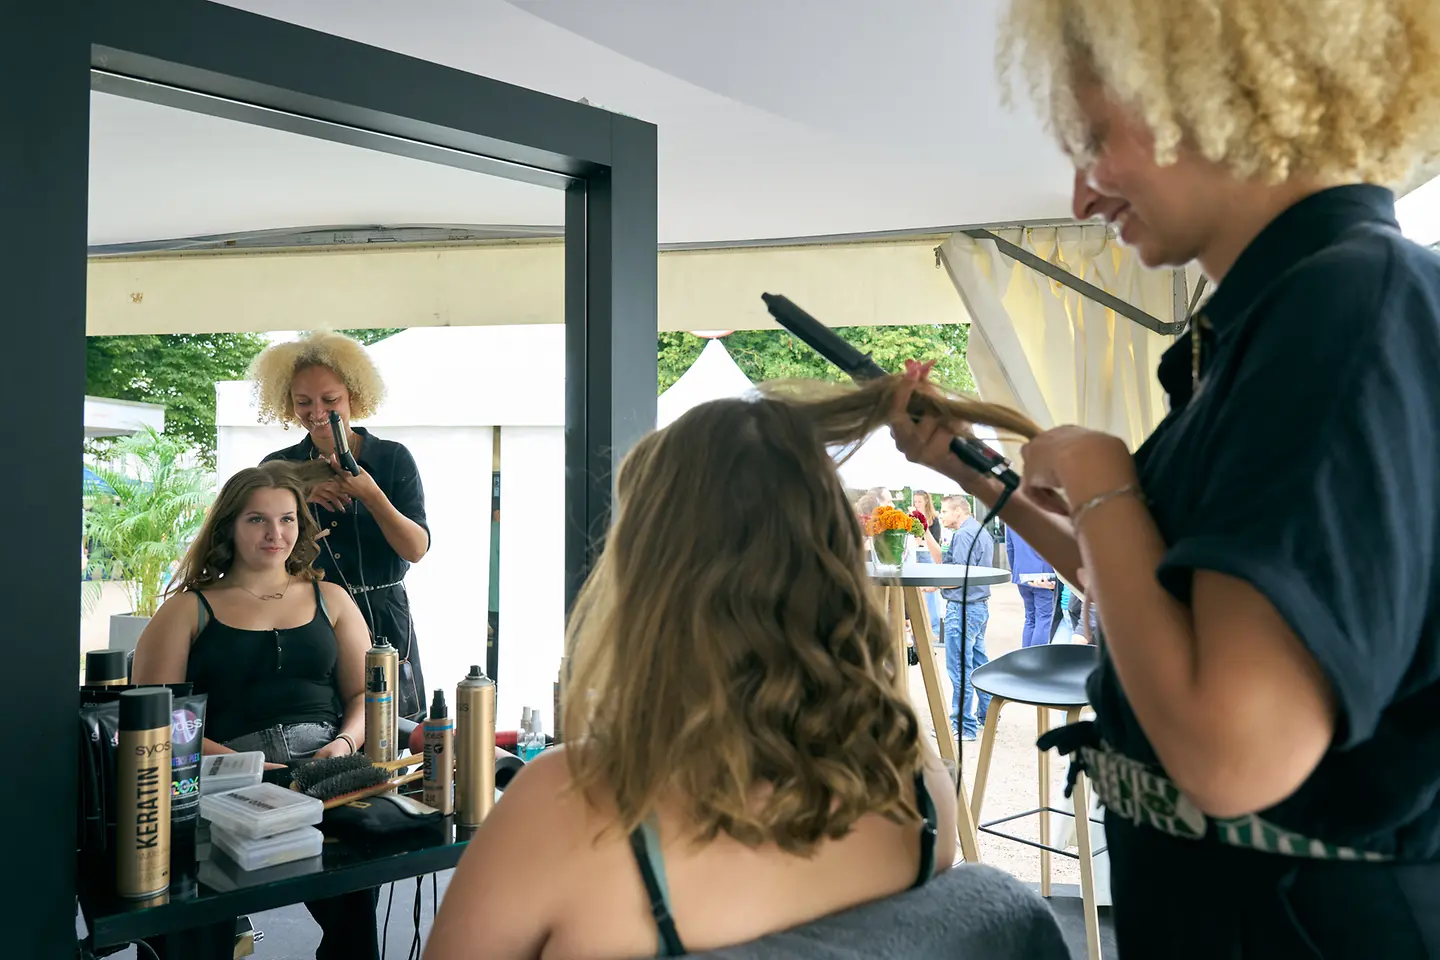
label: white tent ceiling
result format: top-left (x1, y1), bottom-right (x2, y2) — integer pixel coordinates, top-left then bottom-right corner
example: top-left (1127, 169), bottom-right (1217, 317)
top-left (88, 0), bottom-right (1073, 247)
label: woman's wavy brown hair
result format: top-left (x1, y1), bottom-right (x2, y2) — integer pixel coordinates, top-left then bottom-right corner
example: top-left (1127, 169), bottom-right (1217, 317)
top-left (169, 461), bottom-right (329, 594)
top-left (562, 375), bottom-right (1038, 856)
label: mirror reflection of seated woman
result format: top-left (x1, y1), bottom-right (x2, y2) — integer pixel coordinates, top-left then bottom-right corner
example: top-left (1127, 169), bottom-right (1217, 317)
top-left (426, 397), bottom-right (960, 959)
top-left (132, 462), bottom-right (380, 960)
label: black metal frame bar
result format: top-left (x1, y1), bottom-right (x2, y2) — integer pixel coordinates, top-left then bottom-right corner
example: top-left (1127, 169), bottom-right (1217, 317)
top-left (963, 228), bottom-right (1185, 335)
top-left (978, 806), bottom-right (1110, 860)
top-left (17, 3), bottom-right (656, 952)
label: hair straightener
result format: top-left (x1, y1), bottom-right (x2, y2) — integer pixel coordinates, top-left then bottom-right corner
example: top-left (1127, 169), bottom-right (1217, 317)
top-left (760, 293), bottom-right (1021, 492)
top-left (328, 410), bottom-right (361, 477)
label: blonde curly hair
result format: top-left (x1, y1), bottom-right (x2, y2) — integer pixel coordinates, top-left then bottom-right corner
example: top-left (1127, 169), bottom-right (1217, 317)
top-left (247, 330), bottom-right (387, 425)
top-left (998, 0), bottom-right (1440, 187)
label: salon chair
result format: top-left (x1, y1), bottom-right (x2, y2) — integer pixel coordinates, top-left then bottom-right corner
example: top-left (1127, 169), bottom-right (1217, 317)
top-left (689, 864), bottom-right (1069, 959)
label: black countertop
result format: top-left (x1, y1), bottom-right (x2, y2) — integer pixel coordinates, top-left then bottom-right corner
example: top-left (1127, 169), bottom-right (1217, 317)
top-left (79, 816), bottom-right (473, 948)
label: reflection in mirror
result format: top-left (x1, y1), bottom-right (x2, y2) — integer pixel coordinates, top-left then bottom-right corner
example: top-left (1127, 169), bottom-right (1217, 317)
top-left (81, 92), bottom-right (570, 919)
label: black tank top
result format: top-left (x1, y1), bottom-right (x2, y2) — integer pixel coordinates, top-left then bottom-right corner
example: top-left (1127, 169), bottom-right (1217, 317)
top-left (186, 581), bottom-right (343, 743)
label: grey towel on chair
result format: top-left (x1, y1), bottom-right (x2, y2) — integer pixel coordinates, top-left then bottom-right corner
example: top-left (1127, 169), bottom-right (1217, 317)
top-left (688, 865), bottom-right (1070, 959)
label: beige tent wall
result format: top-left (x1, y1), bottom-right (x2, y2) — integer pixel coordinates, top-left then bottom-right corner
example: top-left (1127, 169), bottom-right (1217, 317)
top-left (86, 237), bottom-right (966, 335)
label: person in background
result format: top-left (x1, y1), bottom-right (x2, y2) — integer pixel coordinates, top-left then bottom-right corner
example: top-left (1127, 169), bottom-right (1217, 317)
top-left (927, 494), bottom-right (994, 742)
top-left (249, 330), bottom-right (432, 721)
top-left (427, 397), bottom-right (958, 958)
top-left (1007, 529), bottom-right (1056, 648)
top-left (910, 491), bottom-right (945, 640)
top-left (1050, 580), bottom-right (1078, 643)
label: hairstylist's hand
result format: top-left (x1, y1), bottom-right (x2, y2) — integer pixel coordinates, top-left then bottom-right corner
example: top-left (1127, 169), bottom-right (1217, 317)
top-left (309, 478), bottom-right (352, 513)
top-left (1018, 426), bottom-right (1135, 519)
top-left (324, 454), bottom-right (383, 508)
top-left (889, 360), bottom-right (989, 490)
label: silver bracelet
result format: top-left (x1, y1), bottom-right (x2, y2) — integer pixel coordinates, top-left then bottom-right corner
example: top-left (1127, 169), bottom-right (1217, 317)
top-left (337, 733), bottom-right (358, 755)
top-left (1071, 483), bottom-right (1146, 530)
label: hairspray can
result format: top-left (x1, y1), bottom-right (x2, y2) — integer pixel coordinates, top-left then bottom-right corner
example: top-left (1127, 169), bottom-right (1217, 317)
top-left (364, 639), bottom-right (399, 760)
top-left (117, 687), bottom-right (172, 899)
top-left (422, 689), bottom-right (455, 815)
top-left (364, 666), bottom-right (396, 762)
top-left (455, 665), bottom-right (496, 827)
top-left (85, 649), bottom-right (130, 687)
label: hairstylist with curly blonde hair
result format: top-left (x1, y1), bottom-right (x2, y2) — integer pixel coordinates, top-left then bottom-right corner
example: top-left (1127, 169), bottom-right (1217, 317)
top-left (249, 330), bottom-right (432, 721)
top-left (885, 1), bottom-right (1440, 954)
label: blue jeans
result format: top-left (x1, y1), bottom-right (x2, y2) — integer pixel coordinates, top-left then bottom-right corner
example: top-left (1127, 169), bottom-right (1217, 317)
top-left (914, 549), bottom-right (943, 639)
top-left (1017, 583), bottom-right (1057, 648)
top-left (944, 600), bottom-right (991, 738)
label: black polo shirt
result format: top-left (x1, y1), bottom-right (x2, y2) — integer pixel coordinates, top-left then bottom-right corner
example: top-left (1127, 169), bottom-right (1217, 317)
top-left (1091, 185), bottom-right (1440, 858)
top-left (262, 427), bottom-right (430, 590)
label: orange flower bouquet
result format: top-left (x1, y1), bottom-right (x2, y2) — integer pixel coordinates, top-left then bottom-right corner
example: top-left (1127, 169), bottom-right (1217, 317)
top-left (862, 505), bottom-right (925, 567)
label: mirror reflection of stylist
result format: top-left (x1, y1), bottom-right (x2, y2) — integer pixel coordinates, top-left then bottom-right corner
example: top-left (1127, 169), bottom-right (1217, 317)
top-left (889, 2), bottom-right (1440, 954)
top-left (248, 331), bottom-right (431, 721)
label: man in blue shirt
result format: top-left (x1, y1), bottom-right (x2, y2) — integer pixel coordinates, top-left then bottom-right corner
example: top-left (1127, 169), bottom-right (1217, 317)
top-left (1007, 530), bottom-right (1057, 648)
top-left (933, 494), bottom-right (994, 742)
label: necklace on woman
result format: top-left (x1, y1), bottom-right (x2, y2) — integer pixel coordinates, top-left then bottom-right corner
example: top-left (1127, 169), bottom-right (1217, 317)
top-left (240, 580), bottom-right (291, 602)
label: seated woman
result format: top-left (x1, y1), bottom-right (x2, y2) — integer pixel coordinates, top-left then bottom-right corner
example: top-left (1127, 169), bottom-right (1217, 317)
top-left (426, 395), bottom-right (960, 960)
top-left (132, 461), bottom-right (378, 960)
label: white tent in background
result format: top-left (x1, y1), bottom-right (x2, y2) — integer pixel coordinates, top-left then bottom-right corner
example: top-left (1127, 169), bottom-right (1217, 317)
top-left (834, 425), bottom-right (1000, 494)
top-left (657, 338), bottom-right (755, 426)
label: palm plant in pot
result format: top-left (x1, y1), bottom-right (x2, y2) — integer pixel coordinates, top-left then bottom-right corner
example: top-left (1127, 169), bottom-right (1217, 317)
top-left (83, 427), bottom-right (214, 655)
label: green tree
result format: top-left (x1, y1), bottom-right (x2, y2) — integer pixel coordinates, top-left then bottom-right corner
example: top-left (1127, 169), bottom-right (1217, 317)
top-left (338, 327), bottom-right (405, 346)
top-left (86, 332), bottom-right (269, 466)
top-left (658, 324), bottom-right (975, 394)
top-left (84, 427), bottom-right (215, 618)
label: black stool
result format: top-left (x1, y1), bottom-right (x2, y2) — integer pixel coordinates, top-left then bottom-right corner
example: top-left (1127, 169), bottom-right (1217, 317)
top-left (971, 643), bottom-right (1103, 960)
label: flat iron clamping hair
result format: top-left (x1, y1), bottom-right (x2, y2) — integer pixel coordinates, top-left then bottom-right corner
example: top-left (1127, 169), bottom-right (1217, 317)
top-left (329, 411), bottom-right (361, 477)
top-left (760, 293), bottom-right (1021, 491)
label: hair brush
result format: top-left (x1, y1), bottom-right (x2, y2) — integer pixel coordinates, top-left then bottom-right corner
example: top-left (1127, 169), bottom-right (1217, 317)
top-left (290, 754), bottom-right (424, 809)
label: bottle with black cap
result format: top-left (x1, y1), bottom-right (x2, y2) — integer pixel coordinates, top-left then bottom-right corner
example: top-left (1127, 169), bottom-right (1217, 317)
top-left (364, 665), bottom-right (396, 763)
top-left (85, 649), bottom-right (129, 687)
top-left (422, 689), bottom-right (455, 814)
top-left (455, 665), bottom-right (496, 827)
top-left (117, 687), bottom-right (172, 899)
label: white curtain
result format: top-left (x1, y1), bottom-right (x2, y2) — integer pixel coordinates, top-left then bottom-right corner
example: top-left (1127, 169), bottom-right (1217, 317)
top-left (940, 227), bottom-right (1180, 454)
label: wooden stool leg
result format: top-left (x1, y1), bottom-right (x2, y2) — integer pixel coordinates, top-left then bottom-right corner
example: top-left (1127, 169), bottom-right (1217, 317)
top-left (903, 587), bottom-right (979, 863)
top-left (887, 587), bottom-right (907, 689)
top-left (903, 587), bottom-right (955, 766)
top-left (1067, 706), bottom-right (1102, 960)
top-left (969, 696), bottom-right (1005, 821)
top-left (952, 763), bottom-right (982, 864)
top-left (1037, 707), bottom-right (1051, 897)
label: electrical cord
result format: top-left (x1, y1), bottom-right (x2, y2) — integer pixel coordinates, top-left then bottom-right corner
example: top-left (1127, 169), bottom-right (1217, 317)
top-left (408, 876), bottom-right (424, 960)
top-left (127, 940), bottom-right (160, 960)
top-left (382, 881), bottom-right (396, 960)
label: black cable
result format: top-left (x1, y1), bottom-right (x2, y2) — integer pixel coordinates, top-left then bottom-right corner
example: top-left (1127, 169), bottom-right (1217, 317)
top-left (126, 941), bottom-right (160, 960)
top-left (408, 876), bottom-right (424, 960)
top-left (382, 881), bottom-right (396, 960)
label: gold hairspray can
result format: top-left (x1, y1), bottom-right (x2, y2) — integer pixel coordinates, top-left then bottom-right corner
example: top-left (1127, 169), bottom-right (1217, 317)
top-left (364, 639), bottom-right (399, 762)
top-left (117, 687), bottom-right (172, 899)
top-left (455, 665), bottom-right (496, 827)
